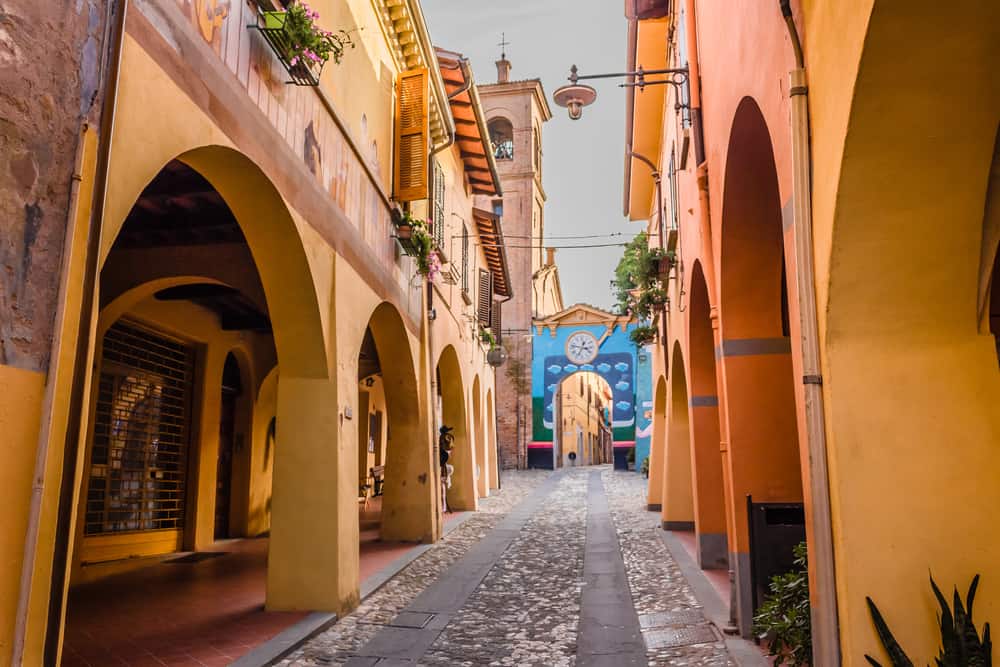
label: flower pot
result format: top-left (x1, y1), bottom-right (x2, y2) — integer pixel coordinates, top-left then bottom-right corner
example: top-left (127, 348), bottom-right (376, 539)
top-left (396, 224), bottom-right (413, 240)
top-left (261, 10), bottom-right (285, 30)
top-left (657, 255), bottom-right (674, 277)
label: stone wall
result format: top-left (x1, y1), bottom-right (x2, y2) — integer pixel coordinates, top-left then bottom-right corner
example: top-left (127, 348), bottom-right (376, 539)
top-left (0, 0), bottom-right (111, 371)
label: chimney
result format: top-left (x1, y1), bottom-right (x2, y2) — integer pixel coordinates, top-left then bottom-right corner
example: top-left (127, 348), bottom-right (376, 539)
top-left (496, 56), bottom-right (511, 83)
top-left (546, 247), bottom-right (556, 266)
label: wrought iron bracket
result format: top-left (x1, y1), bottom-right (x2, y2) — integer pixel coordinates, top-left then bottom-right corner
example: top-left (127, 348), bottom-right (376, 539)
top-left (568, 64), bottom-right (690, 112)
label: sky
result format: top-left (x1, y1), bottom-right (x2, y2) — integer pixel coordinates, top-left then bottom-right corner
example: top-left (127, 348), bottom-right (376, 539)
top-left (421, 0), bottom-right (639, 311)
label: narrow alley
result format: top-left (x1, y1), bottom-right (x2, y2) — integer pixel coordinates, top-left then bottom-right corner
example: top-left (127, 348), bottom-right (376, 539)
top-left (277, 468), bottom-right (763, 667)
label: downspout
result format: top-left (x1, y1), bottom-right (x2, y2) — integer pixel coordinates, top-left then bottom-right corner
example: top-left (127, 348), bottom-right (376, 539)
top-left (779, 1), bottom-right (841, 663)
top-left (13, 0), bottom-right (129, 664)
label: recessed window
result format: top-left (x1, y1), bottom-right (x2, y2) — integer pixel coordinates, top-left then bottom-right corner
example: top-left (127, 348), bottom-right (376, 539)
top-left (488, 117), bottom-right (514, 160)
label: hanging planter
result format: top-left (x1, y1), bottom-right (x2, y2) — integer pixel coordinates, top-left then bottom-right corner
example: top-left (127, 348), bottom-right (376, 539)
top-left (629, 325), bottom-right (658, 347)
top-left (393, 214), bottom-right (439, 281)
top-left (249, 2), bottom-right (355, 86)
top-left (649, 247), bottom-right (677, 280)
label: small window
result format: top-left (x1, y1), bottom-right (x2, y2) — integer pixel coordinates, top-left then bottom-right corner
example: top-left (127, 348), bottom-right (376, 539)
top-left (432, 159), bottom-right (445, 249)
top-left (461, 223), bottom-right (470, 293)
top-left (488, 117), bottom-right (514, 160)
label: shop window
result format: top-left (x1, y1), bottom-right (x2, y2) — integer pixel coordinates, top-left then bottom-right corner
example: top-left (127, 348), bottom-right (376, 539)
top-left (85, 320), bottom-right (195, 536)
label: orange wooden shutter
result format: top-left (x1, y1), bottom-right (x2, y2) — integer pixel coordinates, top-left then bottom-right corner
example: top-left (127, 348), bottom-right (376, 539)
top-left (394, 68), bottom-right (429, 202)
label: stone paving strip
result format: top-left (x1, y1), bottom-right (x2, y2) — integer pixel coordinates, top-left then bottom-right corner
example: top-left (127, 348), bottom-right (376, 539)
top-left (276, 470), bottom-right (550, 666)
top-left (421, 469), bottom-right (588, 667)
top-left (278, 467), bottom-right (744, 667)
top-left (602, 468), bottom-right (737, 666)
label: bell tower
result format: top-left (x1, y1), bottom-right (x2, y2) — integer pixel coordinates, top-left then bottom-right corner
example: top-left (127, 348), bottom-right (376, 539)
top-left (476, 47), bottom-right (554, 469)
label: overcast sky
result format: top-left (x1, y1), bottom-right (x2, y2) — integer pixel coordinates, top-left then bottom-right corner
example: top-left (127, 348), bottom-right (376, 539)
top-left (421, 1), bottom-right (638, 311)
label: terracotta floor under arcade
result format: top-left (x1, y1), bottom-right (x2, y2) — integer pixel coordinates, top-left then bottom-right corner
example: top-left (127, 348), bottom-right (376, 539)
top-left (63, 501), bottom-right (465, 667)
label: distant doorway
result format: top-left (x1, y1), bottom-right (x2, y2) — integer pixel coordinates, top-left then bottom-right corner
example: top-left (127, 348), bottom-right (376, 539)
top-left (215, 352), bottom-right (242, 539)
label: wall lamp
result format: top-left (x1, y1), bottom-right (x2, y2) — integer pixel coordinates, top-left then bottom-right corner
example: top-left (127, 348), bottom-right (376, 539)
top-left (553, 64), bottom-right (689, 120)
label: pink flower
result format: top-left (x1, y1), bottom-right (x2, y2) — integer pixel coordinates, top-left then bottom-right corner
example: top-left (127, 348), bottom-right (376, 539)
top-left (290, 55), bottom-right (299, 65)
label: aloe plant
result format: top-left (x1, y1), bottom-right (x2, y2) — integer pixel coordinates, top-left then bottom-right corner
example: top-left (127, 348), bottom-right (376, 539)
top-left (865, 575), bottom-right (992, 667)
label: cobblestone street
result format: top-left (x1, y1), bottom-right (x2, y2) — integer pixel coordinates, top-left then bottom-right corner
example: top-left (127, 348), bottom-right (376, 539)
top-left (278, 467), bottom-right (748, 666)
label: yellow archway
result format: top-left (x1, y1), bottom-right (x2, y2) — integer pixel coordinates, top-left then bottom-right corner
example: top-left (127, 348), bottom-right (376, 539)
top-left (437, 345), bottom-right (476, 511)
top-left (661, 342), bottom-right (695, 531)
top-left (647, 376), bottom-right (668, 511)
top-left (816, 3), bottom-right (1000, 659)
top-left (472, 375), bottom-right (488, 499)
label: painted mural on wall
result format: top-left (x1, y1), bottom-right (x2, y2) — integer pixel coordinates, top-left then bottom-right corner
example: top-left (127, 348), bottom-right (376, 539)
top-left (530, 305), bottom-right (652, 469)
top-left (633, 345), bottom-right (654, 473)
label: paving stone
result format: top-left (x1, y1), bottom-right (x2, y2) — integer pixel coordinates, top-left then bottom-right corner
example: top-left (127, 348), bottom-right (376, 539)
top-left (280, 468), bottom-right (741, 666)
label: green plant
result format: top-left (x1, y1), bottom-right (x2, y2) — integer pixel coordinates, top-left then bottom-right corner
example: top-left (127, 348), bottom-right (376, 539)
top-left (626, 447), bottom-right (636, 465)
top-left (279, 2), bottom-right (355, 69)
top-left (640, 456), bottom-right (649, 477)
top-left (613, 232), bottom-right (650, 313)
top-left (480, 328), bottom-right (497, 350)
top-left (629, 325), bottom-right (658, 347)
top-left (752, 541), bottom-right (812, 666)
top-left (865, 575), bottom-right (992, 667)
top-left (397, 213), bottom-right (439, 279)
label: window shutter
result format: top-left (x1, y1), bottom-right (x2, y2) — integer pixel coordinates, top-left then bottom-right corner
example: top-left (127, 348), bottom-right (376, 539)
top-left (432, 160), bottom-right (445, 248)
top-left (490, 298), bottom-right (502, 343)
top-left (477, 269), bottom-right (492, 325)
top-left (461, 224), bottom-right (469, 292)
top-left (394, 68), bottom-right (429, 202)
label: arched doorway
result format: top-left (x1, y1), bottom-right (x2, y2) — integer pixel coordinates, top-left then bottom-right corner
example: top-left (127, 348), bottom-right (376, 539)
top-left (362, 303), bottom-right (434, 542)
top-left (437, 345), bottom-right (475, 511)
top-left (661, 343), bottom-right (694, 531)
top-left (486, 388), bottom-right (499, 490)
top-left (553, 371), bottom-right (613, 468)
top-left (718, 98), bottom-right (805, 635)
top-left (61, 148), bottom-right (334, 664)
top-left (687, 263), bottom-right (728, 569)
top-left (472, 375), bottom-right (488, 498)
top-left (646, 376), bottom-right (667, 510)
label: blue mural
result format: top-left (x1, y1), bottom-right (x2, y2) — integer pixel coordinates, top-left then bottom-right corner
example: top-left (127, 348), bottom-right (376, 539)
top-left (633, 346), bottom-right (654, 473)
top-left (529, 307), bottom-right (652, 471)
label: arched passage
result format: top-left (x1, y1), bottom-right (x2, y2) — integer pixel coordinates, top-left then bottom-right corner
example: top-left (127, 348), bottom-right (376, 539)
top-left (365, 303), bottom-right (435, 541)
top-left (718, 97), bottom-right (804, 635)
top-left (661, 343), bottom-right (694, 531)
top-left (472, 375), bottom-right (488, 499)
top-left (60, 148), bottom-right (343, 665)
top-left (553, 371), bottom-right (613, 468)
top-left (646, 376), bottom-right (667, 511)
top-left (818, 4), bottom-right (1000, 658)
top-left (486, 389), bottom-right (499, 490)
top-left (687, 263), bottom-right (728, 569)
top-left (437, 346), bottom-right (476, 511)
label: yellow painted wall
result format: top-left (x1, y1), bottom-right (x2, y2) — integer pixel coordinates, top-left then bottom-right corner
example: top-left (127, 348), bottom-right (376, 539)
top-left (804, 1), bottom-right (1000, 662)
top-left (0, 366), bottom-right (46, 666)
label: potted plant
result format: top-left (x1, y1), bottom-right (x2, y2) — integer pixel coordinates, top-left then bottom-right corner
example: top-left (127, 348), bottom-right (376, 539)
top-left (752, 542), bottom-right (812, 666)
top-left (637, 287), bottom-right (668, 316)
top-left (629, 325), bottom-right (658, 347)
top-left (649, 247), bottom-right (677, 279)
top-left (254, 1), bottom-right (355, 86)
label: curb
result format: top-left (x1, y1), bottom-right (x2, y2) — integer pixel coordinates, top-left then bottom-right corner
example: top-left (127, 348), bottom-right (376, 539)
top-left (230, 511), bottom-right (475, 667)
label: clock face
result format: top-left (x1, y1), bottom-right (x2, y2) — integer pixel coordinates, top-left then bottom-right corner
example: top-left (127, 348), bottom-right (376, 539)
top-left (565, 332), bottom-right (599, 364)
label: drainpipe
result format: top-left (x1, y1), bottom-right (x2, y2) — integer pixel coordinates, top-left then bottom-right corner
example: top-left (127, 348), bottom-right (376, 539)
top-left (13, 0), bottom-right (129, 663)
top-left (779, 1), bottom-right (841, 663)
